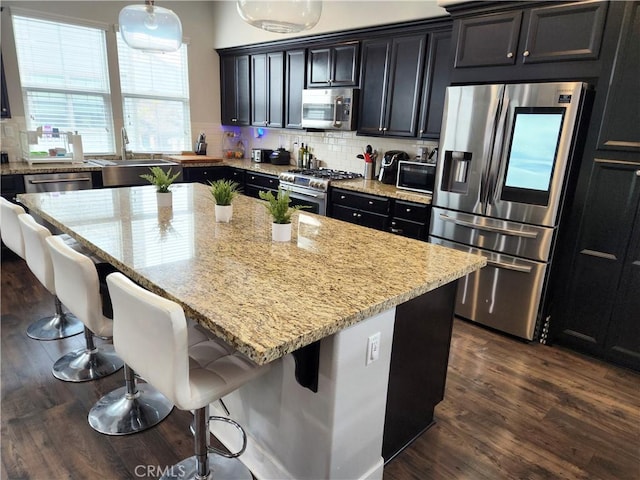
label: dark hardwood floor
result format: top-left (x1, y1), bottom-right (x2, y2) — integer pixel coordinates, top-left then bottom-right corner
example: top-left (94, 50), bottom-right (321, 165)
top-left (2, 250), bottom-right (639, 479)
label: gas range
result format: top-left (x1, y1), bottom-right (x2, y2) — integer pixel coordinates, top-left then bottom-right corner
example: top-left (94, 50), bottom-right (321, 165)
top-left (279, 168), bottom-right (363, 192)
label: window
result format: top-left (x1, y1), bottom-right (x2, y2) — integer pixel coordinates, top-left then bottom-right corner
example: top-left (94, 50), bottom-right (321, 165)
top-left (12, 15), bottom-right (114, 153)
top-left (117, 34), bottom-right (191, 153)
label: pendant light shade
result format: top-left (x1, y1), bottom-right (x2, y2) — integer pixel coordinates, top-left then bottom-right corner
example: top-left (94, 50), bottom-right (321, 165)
top-left (237, 1), bottom-right (322, 34)
top-left (119, 1), bottom-right (182, 53)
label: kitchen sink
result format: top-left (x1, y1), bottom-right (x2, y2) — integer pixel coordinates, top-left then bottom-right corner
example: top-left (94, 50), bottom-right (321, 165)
top-left (89, 158), bottom-right (183, 187)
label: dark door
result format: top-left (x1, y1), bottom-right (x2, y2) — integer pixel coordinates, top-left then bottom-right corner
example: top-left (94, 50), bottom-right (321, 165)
top-left (251, 54), bottom-right (267, 126)
top-left (221, 54), bottom-right (250, 126)
top-left (419, 30), bottom-right (452, 139)
top-left (285, 49), bottom-right (306, 129)
top-left (331, 43), bottom-right (359, 86)
top-left (307, 47), bottom-right (331, 87)
top-left (357, 38), bottom-right (390, 136)
top-left (454, 10), bottom-right (522, 68)
top-left (267, 52), bottom-right (284, 128)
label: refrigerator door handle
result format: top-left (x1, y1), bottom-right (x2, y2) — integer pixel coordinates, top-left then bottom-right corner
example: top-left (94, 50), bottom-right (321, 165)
top-left (486, 259), bottom-right (533, 273)
top-left (439, 213), bottom-right (539, 239)
top-left (486, 95), bottom-right (511, 207)
top-left (480, 93), bottom-right (505, 209)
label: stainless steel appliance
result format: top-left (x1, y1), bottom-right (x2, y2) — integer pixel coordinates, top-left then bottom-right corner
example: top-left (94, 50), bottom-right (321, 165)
top-left (251, 148), bottom-right (273, 163)
top-left (195, 132), bottom-right (207, 155)
top-left (269, 149), bottom-right (291, 165)
top-left (429, 82), bottom-right (591, 340)
top-left (301, 88), bottom-right (358, 131)
top-left (89, 158), bottom-right (182, 187)
top-left (378, 150), bottom-right (409, 184)
top-left (24, 172), bottom-right (93, 193)
top-left (279, 168), bottom-right (363, 216)
top-left (396, 160), bottom-right (435, 194)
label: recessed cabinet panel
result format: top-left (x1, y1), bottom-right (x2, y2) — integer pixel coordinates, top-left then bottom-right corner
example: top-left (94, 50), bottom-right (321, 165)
top-left (251, 54), bottom-right (268, 126)
top-left (307, 42), bottom-right (358, 88)
top-left (597, 1), bottom-right (640, 152)
top-left (522, 1), bottom-right (608, 64)
top-left (419, 31), bottom-right (452, 139)
top-left (454, 11), bottom-right (522, 68)
top-left (285, 49), bottom-right (306, 129)
top-left (268, 52), bottom-right (284, 128)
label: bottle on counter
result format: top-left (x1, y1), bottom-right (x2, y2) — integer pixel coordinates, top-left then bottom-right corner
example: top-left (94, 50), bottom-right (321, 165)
top-left (297, 143), bottom-right (305, 168)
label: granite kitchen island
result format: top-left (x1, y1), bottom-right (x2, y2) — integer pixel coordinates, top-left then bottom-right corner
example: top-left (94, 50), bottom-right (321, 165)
top-left (17, 183), bottom-right (485, 479)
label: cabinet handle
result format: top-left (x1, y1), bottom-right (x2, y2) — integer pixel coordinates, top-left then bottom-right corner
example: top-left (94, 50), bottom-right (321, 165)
top-left (419, 129), bottom-right (424, 134)
top-left (383, 127), bottom-right (388, 131)
top-left (523, 50), bottom-right (530, 57)
top-left (378, 127), bottom-right (383, 132)
top-left (358, 213), bottom-right (362, 218)
top-left (390, 228), bottom-right (403, 234)
top-left (340, 195), bottom-right (346, 199)
top-left (352, 212), bottom-right (358, 217)
top-left (368, 201), bottom-right (374, 205)
top-left (507, 52), bottom-right (513, 58)
top-left (269, 179), bottom-right (274, 184)
top-left (406, 208), bottom-right (411, 213)
top-left (636, 170), bottom-right (640, 176)
top-left (232, 118), bottom-right (237, 122)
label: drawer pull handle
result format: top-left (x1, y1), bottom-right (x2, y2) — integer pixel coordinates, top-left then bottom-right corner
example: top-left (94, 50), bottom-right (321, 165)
top-left (507, 52), bottom-right (513, 58)
top-left (390, 228), bottom-right (402, 234)
top-left (29, 177), bottom-right (91, 184)
top-left (340, 195), bottom-right (346, 199)
top-left (523, 50), bottom-right (530, 57)
top-left (636, 170), bottom-right (640, 176)
top-left (368, 201), bottom-right (373, 205)
top-left (406, 208), bottom-right (411, 212)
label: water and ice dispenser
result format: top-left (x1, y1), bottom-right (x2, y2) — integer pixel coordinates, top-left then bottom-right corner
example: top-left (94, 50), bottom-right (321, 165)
top-left (441, 150), bottom-right (472, 194)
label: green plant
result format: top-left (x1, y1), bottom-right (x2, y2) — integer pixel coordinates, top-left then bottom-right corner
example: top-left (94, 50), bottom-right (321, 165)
top-left (140, 167), bottom-right (181, 193)
top-left (209, 179), bottom-right (240, 206)
top-left (259, 189), bottom-right (308, 224)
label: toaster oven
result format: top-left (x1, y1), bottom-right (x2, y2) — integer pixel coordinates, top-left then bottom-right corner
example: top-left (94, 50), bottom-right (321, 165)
top-left (396, 161), bottom-right (435, 194)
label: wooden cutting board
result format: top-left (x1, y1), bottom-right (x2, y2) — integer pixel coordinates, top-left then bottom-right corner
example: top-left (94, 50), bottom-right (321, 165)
top-left (167, 155), bottom-right (224, 164)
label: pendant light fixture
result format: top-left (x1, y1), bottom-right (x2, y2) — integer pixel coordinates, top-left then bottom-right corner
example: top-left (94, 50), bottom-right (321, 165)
top-left (119, 0), bottom-right (182, 53)
top-left (236, 0), bottom-right (322, 34)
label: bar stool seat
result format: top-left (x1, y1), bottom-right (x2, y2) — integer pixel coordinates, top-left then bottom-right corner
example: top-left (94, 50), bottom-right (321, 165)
top-left (106, 272), bottom-right (270, 479)
top-left (1, 197), bottom-right (26, 259)
top-left (16, 212), bottom-right (84, 340)
top-left (45, 235), bottom-right (124, 382)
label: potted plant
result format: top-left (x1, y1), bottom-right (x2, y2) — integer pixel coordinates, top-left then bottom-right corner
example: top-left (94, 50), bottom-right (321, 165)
top-left (258, 189), bottom-right (307, 241)
top-left (140, 166), bottom-right (181, 207)
top-left (209, 179), bottom-right (240, 223)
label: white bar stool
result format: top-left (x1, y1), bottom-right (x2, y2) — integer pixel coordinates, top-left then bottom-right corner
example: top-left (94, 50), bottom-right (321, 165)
top-left (16, 213), bottom-right (84, 340)
top-left (105, 272), bottom-right (270, 479)
top-left (1, 197), bottom-right (26, 258)
top-left (45, 235), bottom-right (124, 382)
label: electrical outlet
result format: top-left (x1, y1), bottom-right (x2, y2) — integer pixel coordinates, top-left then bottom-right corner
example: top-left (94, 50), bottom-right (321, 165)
top-left (366, 332), bottom-right (381, 365)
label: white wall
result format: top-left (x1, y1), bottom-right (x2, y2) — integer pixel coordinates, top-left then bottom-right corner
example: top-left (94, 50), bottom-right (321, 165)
top-left (1, 1), bottom-right (448, 169)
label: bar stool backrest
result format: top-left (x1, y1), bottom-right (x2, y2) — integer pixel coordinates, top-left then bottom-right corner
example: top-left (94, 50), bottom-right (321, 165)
top-left (1, 197), bottom-right (26, 259)
top-left (18, 213), bottom-right (55, 294)
top-left (46, 235), bottom-right (113, 338)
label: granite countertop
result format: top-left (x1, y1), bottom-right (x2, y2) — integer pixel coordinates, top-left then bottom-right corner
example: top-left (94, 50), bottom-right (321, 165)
top-left (17, 183), bottom-right (484, 365)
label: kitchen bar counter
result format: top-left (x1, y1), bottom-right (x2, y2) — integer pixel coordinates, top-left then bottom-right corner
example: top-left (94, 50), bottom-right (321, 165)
top-left (17, 183), bottom-right (481, 365)
top-left (17, 183), bottom-right (483, 479)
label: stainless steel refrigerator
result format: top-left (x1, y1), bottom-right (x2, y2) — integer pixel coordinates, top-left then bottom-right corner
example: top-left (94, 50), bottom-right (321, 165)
top-left (429, 82), bottom-right (590, 340)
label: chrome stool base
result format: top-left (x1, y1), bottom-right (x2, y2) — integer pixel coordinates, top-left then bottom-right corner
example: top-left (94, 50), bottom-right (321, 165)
top-left (88, 365), bottom-right (173, 435)
top-left (26, 296), bottom-right (83, 340)
top-left (26, 312), bottom-right (84, 340)
top-left (159, 455), bottom-right (252, 480)
top-left (52, 344), bottom-right (123, 382)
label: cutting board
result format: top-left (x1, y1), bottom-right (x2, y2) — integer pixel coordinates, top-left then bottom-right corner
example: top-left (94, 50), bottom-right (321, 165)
top-left (167, 155), bottom-right (223, 164)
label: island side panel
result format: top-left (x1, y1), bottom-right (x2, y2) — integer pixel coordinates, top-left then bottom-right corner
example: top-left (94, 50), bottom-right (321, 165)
top-left (210, 308), bottom-right (396, 480)
top-left (383, 280), bottom-right (458, 462)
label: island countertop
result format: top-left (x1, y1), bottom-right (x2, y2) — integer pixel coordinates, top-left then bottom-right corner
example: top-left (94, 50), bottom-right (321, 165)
top-left (17, 183), bottom-right (484, 365)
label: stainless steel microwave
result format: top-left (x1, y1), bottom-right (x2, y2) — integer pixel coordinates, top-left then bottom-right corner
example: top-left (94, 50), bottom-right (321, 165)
top-left (301, 88), bottom-right (358, 130)
top-left (396, 160), bottom-right (436, 194)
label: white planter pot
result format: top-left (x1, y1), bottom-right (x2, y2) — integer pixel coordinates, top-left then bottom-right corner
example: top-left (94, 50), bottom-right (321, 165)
top-left (156, 191), bottom-right (173, 207)
top-left (215, 204), bottom-right (233, 223)
top-left (272, 222), bottom-right (292, 242)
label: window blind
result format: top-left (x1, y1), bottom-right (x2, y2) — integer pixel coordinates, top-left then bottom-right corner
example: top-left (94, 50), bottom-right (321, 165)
top-left (12, 15), bottom-right (114, 153)
top-left (117, 34), bottom-right (191, 153)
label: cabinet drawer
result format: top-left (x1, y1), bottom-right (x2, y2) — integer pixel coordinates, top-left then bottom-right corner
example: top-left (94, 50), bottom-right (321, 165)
top-left (245, 172), bottom-right (279, 190)
top-left (184, 167), bottom-right (228, 184)
top-left (392, 201), bottom-right (430, 223)
top-left (331, 189), bottom-right (390, 215)
top-left (331, 204), bottom-right (360, 225)
top-left (244, 184), bottom-right (278, 199)
top-left (389, 218), bottom-right (426, 240)
top-left (331, 204), bottom-right (389, 231)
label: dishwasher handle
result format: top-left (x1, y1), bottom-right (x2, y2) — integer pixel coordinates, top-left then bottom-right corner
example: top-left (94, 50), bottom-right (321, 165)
top-left (439, 213), bottom-right (538, 239)
top-left (28, 177), bottom-right (92, 184)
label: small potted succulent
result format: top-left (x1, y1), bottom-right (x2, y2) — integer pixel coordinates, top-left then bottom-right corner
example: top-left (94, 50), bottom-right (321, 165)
top-left (258, 189), bottom-right (307, 241)
top-left (209, 179), bottom-right (240, 223)
top-left (140, 166), bottom-right (181, 207)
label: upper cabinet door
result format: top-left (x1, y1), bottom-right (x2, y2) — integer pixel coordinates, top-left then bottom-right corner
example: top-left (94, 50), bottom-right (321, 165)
top-left (357, 38), bottom-right (391, 136)
top-left (251, 54), bottom-right (268, 126)
top-left (454, 11), bottom-right (522, 68)
top-left (267, 52), bottom-right (284, 128)
top-left (285, 49), bottom-right (306, 129)
top-left (597, 1), bottom-right (640, 152)
top-left (521, 1), bottom-right (608, 64)
top-left (221, 54), bottom-right (250, 126)
top-left (418, 30), bottom-right (452, 139)
top-left (307, 42), bottom-right (359, 87)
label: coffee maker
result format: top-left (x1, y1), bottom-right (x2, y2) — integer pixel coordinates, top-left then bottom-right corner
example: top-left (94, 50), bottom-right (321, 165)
top-left (378, 150), bottom-right (409, 184)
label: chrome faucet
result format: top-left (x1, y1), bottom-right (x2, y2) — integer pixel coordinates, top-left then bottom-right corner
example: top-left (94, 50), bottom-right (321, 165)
top-left (121, 127), bottom-right (131, 160)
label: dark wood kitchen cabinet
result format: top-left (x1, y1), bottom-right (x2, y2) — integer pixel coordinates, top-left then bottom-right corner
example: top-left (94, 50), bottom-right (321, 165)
top-left (552, 160), bottom-right (640, 371)
top-left (454, 1), bottom-right (607, 68)
top-left (389, 200), bottom-right (431, 241)
top-left (220, 54), bottom-right (250, 126)
top-left (1, 54), bottom-right (10, 119)
top-left (329, 188), bottom-right (390, 231)
top-left (1, 174), bottom-right (25, 201)
top-left (307, 42), bottom-right (359, 88)
top-left (358, 34), bottom-right (427, 138)
top-left (183, 166), bottom-right (229, 185)
top-left (285, 49), bottom-right (306, 129)
top-left (244, 171), bottom-right (279, 199)
top-left (596, 1), bottom-right (640, 153)
top-left (418, 30), bottom-right (452, 139)
top-left (251, 52), bottom-right (284, 128)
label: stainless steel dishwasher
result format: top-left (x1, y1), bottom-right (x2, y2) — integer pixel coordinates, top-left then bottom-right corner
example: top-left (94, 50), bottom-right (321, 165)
top-left (24, 172), bottom-right (93, 193)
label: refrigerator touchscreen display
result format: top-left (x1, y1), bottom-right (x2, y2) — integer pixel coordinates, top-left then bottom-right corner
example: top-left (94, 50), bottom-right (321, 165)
top-left (502, 107), bottom-right (565, 205)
